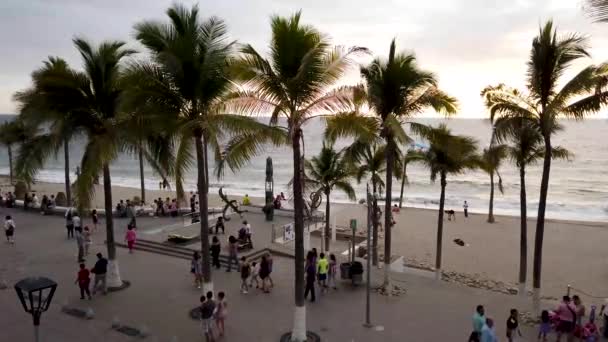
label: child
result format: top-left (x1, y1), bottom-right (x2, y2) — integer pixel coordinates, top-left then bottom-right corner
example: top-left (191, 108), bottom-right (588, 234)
top-left (506, 308), bottom-right (521, 341)
top-left (215, 291), bottom-right (227, 337)
top-left (125, 226), bottom-right (137, 253)
top-left (249, 261), bottom-right (260, 289)
top-left (91, 209), bottom-right (98, 232)
top-left (4, 215), bottom-right (15, 244)
top-left (539, 310), bottom-right (551, 341)
top-left (328, 254), bottom-right (338, 290)
top-left (583, 306), bottom-right (599, 342)
top-left (75, 263), bottom-right (92, 300)
top-left (240, 257), bottom-right (250, 294)
top-left (83, 226), bottom-right (92, 256)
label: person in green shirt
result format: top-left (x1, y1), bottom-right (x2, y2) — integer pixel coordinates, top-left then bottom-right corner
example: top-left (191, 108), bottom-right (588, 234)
top-left (317, 253), bottom-right (329, 293)
top-left (469, 305), bottom-right (485, 342)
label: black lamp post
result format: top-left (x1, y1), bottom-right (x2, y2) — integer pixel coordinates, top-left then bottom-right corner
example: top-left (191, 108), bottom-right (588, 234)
top-left (14, 277), bottom-right (58, 342)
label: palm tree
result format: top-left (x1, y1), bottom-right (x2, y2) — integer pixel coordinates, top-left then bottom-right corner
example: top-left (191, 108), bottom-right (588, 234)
top-left (479, 144), bottom-right (507, 223)
top-left (304, 142), bottom-right (356, 251)
top-left (413, 123), bottom-right (478, 279)
top-left (13, 38), bottom-right (135, 287)
top-left (483, 21), bottom-right (608, 299)
top-left (129, 4), bottom-right (281, 293)
top-left (585, 0), bottom-right (608, 22)
top-left (398, 149), bottom-right (425, 208)
top-left (0, 119), bottom-right (27, 184)
top-left (228, 12), bottom-right (364, 341)
top-left (361, 40), bottom-right (457, 287)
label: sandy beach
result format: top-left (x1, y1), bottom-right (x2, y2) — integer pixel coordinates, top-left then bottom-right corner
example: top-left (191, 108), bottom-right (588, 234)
top-left (3, 175), bottom-right (607, 300)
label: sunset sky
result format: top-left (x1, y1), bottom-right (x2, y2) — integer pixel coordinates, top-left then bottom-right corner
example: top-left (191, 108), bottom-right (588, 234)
top-left (2, 0), bottom-right (607, 117)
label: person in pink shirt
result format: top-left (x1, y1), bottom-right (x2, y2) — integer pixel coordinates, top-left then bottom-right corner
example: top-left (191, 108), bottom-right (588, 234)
top-left (125, 226), bottom-right (137, 253)
top-left (555, 295), bottom-right (577, 342)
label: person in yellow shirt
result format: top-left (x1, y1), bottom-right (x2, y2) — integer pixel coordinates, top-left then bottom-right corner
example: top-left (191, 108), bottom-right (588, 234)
top-left (242, 194), bottom-right (251, 206)
top-left (317, 253), bottom-right (329, 293)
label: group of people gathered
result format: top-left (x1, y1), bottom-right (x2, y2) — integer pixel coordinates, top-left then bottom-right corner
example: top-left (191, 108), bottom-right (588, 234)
top-left (304, 248), bottom-right (338, 302)
top-left (0, 190), bottom-right (58, 215)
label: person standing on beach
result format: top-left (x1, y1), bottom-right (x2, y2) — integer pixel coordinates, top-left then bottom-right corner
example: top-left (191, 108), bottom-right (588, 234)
top-left (211, 236), bottom-right (221, 269)
top-left (226, 236), bottom-right (238, 272)
top-left (125, 226), bottom-right (137, 254)
top-left (215, 291), bottom-right (227, 337)
top-left (469, 305), bottom-right (485, 342)
top-left (65, 208), bottom-right (74, 239)
top-left (4, 215), bottom-right (15, 244)
top-left (506, 309), bottom-right (521, 341)
top-left (240, 257), bottom-right (250, 294)
top-left (75, 226), bottom-right (85, 262)
top-left (75, 263), bottom-right (92, 300)
top-left (463, 200), bottom-right (469, 218)
top-left (91, 253), bottom-right (108, 295)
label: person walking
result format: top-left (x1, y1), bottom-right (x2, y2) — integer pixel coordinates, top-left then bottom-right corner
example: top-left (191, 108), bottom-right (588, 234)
top-left (125, 226), bottom-right (137, 253)
top-left (240, 257), bottom-right (250, 294)
top-left (91, 253), bottom-right (108, 295)
top-left (65, 208), bottom-right (74, 239)
top-left (75, 226), bottom-right (85, 262)
top-left (200, 291), bottom-right (216, 342)
top-left (555, 296), bottom-right (577, 342)
top-left (75, 263), bottom-right (92, 300)
top-left (226, 236), bottom-right (238, 272)
top-left (243, 220), bottom-right (253, 248)
top-left (481, 318), bottom-right (498, 342)
top-left (126, 200), bottom-right (136, 228)
top-left (469, 305), bottom-right (486, 342)
top-left (83, 226), bottom-right (92, 256)
top-left (463, 200), bottom-right (469, 218)
top-left (211, 236), bottom-right (221, 269)
top-left (573, 295), bottom-right (586, 327)
top-left (506, 309), bottom-right (521, 342)
top-left (328, 253), bottom-right (338, 290)
top-left (91, 209), bottom-right (99, 232)
top-left (317, 252), bottom-right (329, 293)
top-left (304, 251), bottom-right (316, 302)
top-left (215, 291), bottom-right (227, 337)
top-left (191, 251), bottom-right (202, 289)
top-left (4, 215), bottom-right (15, 244)
top-left (72, 211), bottom-right (82, 233)
top-left (266, 253), bottom-right (274, 288)
top-left (259, 255), bottom-right (271, 293)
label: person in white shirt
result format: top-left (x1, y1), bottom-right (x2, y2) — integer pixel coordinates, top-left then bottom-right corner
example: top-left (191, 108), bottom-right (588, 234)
top-left (4, 215), bottom-right (15, 244)
top-left (245, 221), bottom-right (253, 248)
top-left (72, 212), bottom-right (82, 231)
top-left (463, 200), bottom-right (469, 218)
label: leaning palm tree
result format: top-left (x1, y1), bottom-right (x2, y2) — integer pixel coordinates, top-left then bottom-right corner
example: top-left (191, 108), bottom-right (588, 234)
top-left (483, 20), bottom-right (608, 299)
top-left (0, 119), bottom-right (27, 184)
top-left (228, 12), bottom-right (365, 341)
top-left (304, 142), bottom-right (356, 251)
top-left (479, 144), bottom-right (507, 223)
top-left (129, 4), bottom-right (281, 293)
top-left (413, 123), bottom-right (479, 279)
top-left (13, 38), bottom-right (135, 288)
top-left (398, 149), bottom-right (425, 208)
top-left (360, 40), bottom-right (458, 288)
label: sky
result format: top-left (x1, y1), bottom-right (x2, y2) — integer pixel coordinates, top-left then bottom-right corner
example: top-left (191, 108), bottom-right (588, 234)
top-left (1, 0), bottom-right (607, 117)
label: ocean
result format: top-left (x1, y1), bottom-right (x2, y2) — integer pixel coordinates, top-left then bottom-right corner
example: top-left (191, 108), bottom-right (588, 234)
top-left (1, 114), bottom-right (607, 222)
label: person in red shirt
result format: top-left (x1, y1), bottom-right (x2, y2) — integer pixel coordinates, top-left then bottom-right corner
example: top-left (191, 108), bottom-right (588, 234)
top-left (75, 263), bottom-right (91, 300)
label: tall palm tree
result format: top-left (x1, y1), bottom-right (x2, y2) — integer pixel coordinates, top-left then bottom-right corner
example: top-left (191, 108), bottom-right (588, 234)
top-left (398, 149), bottom-right (425, 208)
top-left (483, 21), bottom-right (608, 299)
top-left (13, 38), bottom-right (135, 287)
top-left (304, 142), bottom-right (356, 251)
top-left (413, 123), bottom-right (479, 279)
top-left (0, 119), bottom-right (27, 184)
top-left (479, 144), bottom-right (507, 223)
top-left (228, 12), bottom-right (364, 341)
top-left (129, 4), bottom-right (281, 293)
top-left (585, 0), bottom-right (608, 22)
top-left (361, 40), bottom-right (457, 287)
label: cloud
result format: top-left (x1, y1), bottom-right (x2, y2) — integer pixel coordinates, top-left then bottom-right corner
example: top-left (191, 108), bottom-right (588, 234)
top-left (1, 0), bottom-right (606, 118)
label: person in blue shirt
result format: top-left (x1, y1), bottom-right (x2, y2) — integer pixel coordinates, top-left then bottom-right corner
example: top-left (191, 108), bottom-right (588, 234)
top-left (481, 318), bottom-right (497, 342)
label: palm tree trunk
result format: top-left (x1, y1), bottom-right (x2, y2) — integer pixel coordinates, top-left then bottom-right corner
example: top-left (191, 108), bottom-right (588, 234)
top-left (519, 164), bottom-right (527, 295)
top-left (138, 143), bottom-right (145, 204)
top-left (488, 172), bottom-right (495, 223)
top-left (7, 144), bottom-right (13, 184)
top-left (291, 127), bottom-right (306, 341)
top-left (324, 190), bottom-right (331, 252)
top-left (194, 131), bottom-right (212, 293)
top-left (435, 172), bottom-right (447, 280)
top-left (399, 163), bottom-right (407, 208)
top-left (63, 138), bottom-right (71, 206)
top-left (372, 178), bottom-right (379, 266)
top-left (533, 136), bottom-right (552, 299)
top-left (383, 137), bottom-right (395, 288)
top-left (103, 164), bottom-right (122, 287)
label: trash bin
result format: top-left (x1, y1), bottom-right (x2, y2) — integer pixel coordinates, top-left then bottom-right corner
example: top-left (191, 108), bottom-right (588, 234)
top-left (340, 262), bottom-right (351, 280)
top-left (350, 261), bottom-right (364, 285)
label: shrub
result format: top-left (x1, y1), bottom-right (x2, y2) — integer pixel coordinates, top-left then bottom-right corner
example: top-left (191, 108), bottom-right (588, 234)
top-left (55, 192), bottom-right (67, 206)
top-left (14, 181), bottom-right (27, 199)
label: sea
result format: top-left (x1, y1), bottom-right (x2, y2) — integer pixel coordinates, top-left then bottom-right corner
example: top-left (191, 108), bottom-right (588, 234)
top-left (1, 114), bottom-right (607, 222)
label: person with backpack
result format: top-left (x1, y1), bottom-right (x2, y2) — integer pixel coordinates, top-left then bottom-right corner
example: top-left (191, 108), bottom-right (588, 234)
top-left (240, 257), bottom-right (250, 294)
top-left (4, 215), bottom-right (15, 244)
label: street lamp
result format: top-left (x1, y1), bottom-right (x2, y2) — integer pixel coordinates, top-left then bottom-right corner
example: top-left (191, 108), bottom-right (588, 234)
top-left (14, 277), bottom-right (58, 342)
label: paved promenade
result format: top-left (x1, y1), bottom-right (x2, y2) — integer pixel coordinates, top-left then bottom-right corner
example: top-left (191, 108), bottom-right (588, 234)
top-left (1, 207), bottom-right (545, 341)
